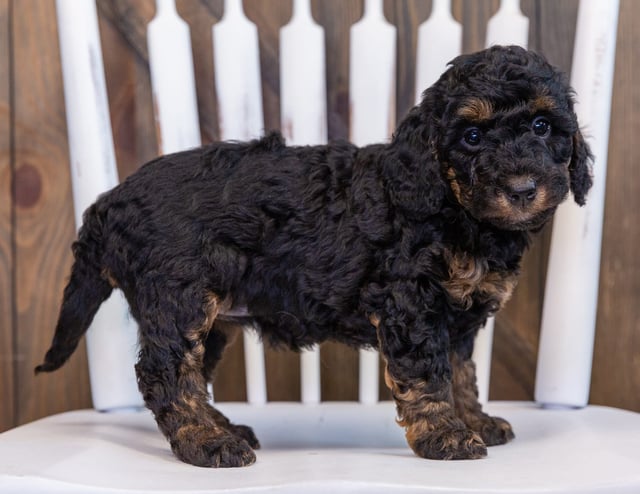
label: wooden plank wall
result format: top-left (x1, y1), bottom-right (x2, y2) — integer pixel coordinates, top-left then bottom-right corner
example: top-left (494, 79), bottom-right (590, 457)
top-left (11, 0), bottom-right (92, 427)
top-left (1, 0), bottom-right (638, 432)
top-left (0, 0), bottom-right (13, 433)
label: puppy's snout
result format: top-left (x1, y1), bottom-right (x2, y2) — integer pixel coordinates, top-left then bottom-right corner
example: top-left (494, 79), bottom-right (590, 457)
top-left (505, 178), bottom-right (537, 207)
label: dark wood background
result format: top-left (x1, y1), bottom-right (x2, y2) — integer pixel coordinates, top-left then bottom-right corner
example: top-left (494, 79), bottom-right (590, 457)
top-left (1, 0), bottom-right (638, 432)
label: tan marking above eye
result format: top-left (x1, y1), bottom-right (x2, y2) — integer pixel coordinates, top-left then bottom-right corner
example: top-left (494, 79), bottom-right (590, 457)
top-left (457, 98), bottom-right (494, 122)
top-left (530, 94), bottom-right (557, 113)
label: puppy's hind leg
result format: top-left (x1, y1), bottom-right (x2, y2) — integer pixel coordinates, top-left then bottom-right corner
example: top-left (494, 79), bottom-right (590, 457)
top-left (135, 288), bottom-right (256, 467)
top-left (202, 320), bottom-right (260, 449)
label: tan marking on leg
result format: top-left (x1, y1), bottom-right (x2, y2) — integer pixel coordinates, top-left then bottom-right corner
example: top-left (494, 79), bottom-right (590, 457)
top-left (169, 324), bottom-right (258, 467)
top-left (379, 355), bottom-right (486, 460)
top-left (451, 353), bottom-right (482, 420)
top-left (173, 292), bottom-right (228, 428)
top-left (174, 423), bottom-right (224, 442)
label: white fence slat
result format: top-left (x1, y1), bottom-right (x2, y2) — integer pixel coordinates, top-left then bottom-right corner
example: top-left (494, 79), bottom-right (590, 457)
top-left (358, 349), bottom-right (380, 404)
top-left (280, 0), bottom-right (327, 146)
top-left (536, 0), bottom-right (620, 408)
top-left (349, 0), bottom-right (396, 404)
top-left (212, 0), bottom-right (267, 403)
top-left (300, 349), bottom-right (321, 404)
top-left (148, 0), bottom-right (201, 154)
top-left (213, 0), bottom-right (264, 141)
top-left (243, 328), bottom-right (268, 405)
top-left (415, 0), bottom-right (462, 103)
top-left (349, 0), bottom-right (396, 146)
top-left (485, 0), bottom-right (529, 49)
top-left (56, 0), bottom-right (141, 411)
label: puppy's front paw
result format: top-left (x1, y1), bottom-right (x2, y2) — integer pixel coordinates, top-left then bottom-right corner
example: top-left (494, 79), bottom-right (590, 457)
top-left (408, 422), bottom-right (487, 460)
top-left (474, 415), bottom-right (515, 446)
top-left (171, 426), bottom-right (256, 467)
top-left (228, 423), bottom-right (261, 449)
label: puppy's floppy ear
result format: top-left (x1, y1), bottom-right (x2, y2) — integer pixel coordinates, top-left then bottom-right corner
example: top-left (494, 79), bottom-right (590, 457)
top-left (569, 130), bottom-right (593, 206)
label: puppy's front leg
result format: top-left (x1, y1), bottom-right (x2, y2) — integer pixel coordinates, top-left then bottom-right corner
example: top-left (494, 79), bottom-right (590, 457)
top-left (450, 351), bottom-right (514, 446)
top-left (373, 305), bottom-right (487, 460)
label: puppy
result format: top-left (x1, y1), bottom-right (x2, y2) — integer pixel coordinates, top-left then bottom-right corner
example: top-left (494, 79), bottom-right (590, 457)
top-left (37, 46), bottom-right (592, 467)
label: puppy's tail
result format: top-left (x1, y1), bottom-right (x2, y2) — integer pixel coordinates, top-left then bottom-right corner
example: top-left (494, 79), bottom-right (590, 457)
top-left (35, 204), bottom-right (113, 374)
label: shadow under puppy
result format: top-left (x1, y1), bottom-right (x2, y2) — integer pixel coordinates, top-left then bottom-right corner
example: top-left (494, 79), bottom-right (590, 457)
top-left (37, 45), bottom-right (592, 467)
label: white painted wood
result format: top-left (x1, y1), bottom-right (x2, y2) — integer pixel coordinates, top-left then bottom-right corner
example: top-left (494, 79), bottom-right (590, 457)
top-left (56, 0), bottom-right (142, 412)
top-left (280, 0), bottom-right (327, 146)
top-left (472, 318), bottom-right (494, 405)
top-left (300, 347), bottom-right (321, 404)
top-left (536, 0), bottom-right (620, 408)
top-left (349, 0), bottom-right (396, 146)
top-left (243, 328), bottom-right (267, 405)
top-left (212, 0), bottom-right (267, 403)
top-left (485, 0), bottom-right (529, 49)
top-left (349, 0), bottom-right (396, 404)
top-left (280, 0), bottom-right (327, 404)
top-left (358, 349), bottom-right (380, 404)
top-left (471, 0), bottom-right (530, 406)
top-left (147, 0), bottom-right (201, 154)
top-left (213, 0), bottom-right (264, 141)
top-left (415, 0), bottom-right (462, 103)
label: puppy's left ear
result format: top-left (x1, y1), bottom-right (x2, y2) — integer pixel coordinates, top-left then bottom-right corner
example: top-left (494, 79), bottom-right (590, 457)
top-left (569, 130), bottom-right (593, 206)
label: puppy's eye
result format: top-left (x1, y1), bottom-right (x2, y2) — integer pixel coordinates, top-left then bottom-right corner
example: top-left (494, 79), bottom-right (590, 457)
top-left (532, 116), bottom-right (551, 137)
top-left (462, 127), bottom-right (482, 147)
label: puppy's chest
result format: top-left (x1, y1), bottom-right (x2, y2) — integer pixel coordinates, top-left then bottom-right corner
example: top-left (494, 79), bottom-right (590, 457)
top-left (441, 251), bottom-right (518, 314)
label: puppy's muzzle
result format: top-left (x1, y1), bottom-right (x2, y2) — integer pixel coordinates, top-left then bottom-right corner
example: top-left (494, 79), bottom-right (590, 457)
top-left (504, 177), bottom-right (537, 208)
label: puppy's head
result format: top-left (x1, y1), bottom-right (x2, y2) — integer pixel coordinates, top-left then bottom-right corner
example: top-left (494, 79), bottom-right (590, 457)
top-left (421, 45), bottom-right (592, 231)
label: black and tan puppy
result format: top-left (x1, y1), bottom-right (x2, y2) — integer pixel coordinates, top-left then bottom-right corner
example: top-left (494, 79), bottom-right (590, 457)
top-left (37, 46), bottom-right (592, 467)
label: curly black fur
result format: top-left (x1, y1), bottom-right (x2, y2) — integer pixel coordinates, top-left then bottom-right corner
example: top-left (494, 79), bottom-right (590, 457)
top-left (37, 46), bottom-right (592, 466)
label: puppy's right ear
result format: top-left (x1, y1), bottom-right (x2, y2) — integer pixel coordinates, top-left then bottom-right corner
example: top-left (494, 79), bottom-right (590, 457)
top-left (569, 130), bottom-right (593, 206)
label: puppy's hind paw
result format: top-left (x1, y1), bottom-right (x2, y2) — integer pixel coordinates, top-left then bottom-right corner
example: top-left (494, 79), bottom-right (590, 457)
top-left (171, 427), bottom-right (256, 468)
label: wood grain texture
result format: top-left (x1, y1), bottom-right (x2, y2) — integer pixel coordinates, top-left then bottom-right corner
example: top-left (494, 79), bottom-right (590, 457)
top-left (455, 0), bottom-right (497, 52)
top-left (177, 0), bottom-right (223, 143)
top-left (244, 0), bottom-right (291, 135)
top-left (320, 343), bottom-right (358, 401)
top-left (97, 0), bottom-right (156, 179)
top-left (386, 0), bottom-right (430, 123)
top-left (313, 0), bottom-right (363, 141)
top-left (13, 0), bottom-right (91, 425)
top-left (591, 0), bottom-right (640, 412)
top-left (0, 0), bottom-right (14, 432)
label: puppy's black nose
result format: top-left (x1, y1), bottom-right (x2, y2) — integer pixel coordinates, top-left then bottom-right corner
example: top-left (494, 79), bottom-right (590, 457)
top-left (506, 178), bottom-right (537, 207)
